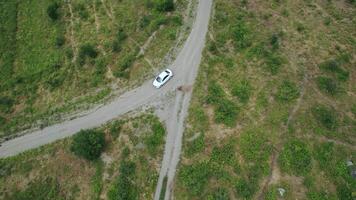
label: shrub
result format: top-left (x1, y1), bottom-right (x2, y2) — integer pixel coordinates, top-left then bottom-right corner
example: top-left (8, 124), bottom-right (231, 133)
top-left (211, 188), bottom-right (230, 200)
top-left (210, 142), bottom-right (235, 166)
top-left (154, 0), bottom-right (174, 12)
top-left (270, 34), bottom-right (279, 50)
top-left (336, 184), bottom-right (353, 200)
top-left (0, 96), bottom-right (14, 113)
top-left (107, 160), bottom-right (137, 200)
top-left (232, 20), bottom-right (251, 49)
top-left (79, 44), bottom-right (98, 58)
top-left (231, 79), bottom-right (252, 103)
top-left (275, 80), bottom-right (299, 102)
top-left (186, 133), bottom-right (205, 156)
top-left (240, 130), bottom-right (271, 163)
top-left (264, 52), bottom-right (283, 74)
top-left (214, 99), bottom-right (238, 127)
top-left (47, 2), bottom-right (60, 21)
top-left (116, 28), bottom-right (127, 42)
top-left (279, 140), bottom-right (312, 175)
top-left (178, 161), bottom-right (210, 195)
top-left (145, 121), bottom-right (165, 155)
top-left (319, 59), bottom-right (349, 81)
top-left (316, 76), bottom-right (338, 95)
top-left (312, 105), bottom-right (338, 130)
top-left (112, 40), bottom-right (122, 52)
top-left (206, 82), bottom-right (225, 104)
top-left (235, 179), bottom-right (257, 199)
top-left (71, 129), bottom-right (105, 160)
top-left (55, 35), bottom-right (65, 47)
top-left (313, 142), bottom-right (334, 170)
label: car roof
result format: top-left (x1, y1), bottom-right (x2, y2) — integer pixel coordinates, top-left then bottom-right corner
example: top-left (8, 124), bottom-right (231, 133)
top-left (158, 71), bottom-right (169, 79)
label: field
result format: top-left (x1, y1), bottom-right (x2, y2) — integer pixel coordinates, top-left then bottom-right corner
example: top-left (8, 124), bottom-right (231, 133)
top-left (175, 0), bottom-right (356, 199)
top-left (0, 0), bottom-right (192, 139)
top-left (0, 113), bottom-right (166, 199)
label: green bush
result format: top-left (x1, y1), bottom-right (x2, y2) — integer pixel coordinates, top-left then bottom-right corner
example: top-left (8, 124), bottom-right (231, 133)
top-left (264, 51), bottom-right (283, 74)
top-left (270, 34), bottom-right (279, 50)
top-left (319, 59), bottom-right (349, 81)
top-left (71, 129), bottom-right (105, 160)
top-left (211, 188), bottom-right (230, 200)
top-left (275, 80), bottom-right (299, 102)
top-left (240, 130), bottom-right (271, 163)
top-left (232, 20), bottom-right (251, 49)
top-left (154, 0), bottom-right (174, 12)
top-left (313, 142), bottom-right (334, 170)
top-left (214, 99), bottom-right (238, 127)
top-left (0, 96), bottom-right (14, 113)
top-left (55, 35), bottom-right (65, 47)
top-left (210, 142), bottom-right (235, 166)
top-left (178, 161), bottom-right (210, 195)
top-left (231, 79), bottom-right (252, 103)
top-left (235, 178), bottom-right (257, 199)
top-left (312, 105), bottom-right (338, 130)
top-left (47, 2), bottom-right (60, 21)
top-left (145, 121), bottom-right (165, 155)
top-left (316, 76), bottom-right (338, 95)
top-left (279, 140), bottom-right (312, 175)
top-left (78, 44), bottom-right (98, 65)
top-left (186, 133), bottom-right (205, 156)
top-left (336, 184), bottom-right (353, 200)
top-left (107, 160), bottom-right (137, 200)
top-left (206, 82), bottom-right (225, 104)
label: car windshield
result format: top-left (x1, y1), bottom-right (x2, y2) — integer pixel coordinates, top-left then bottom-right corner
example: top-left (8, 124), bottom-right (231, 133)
top-left (156, 77), bottom-right (162, 82)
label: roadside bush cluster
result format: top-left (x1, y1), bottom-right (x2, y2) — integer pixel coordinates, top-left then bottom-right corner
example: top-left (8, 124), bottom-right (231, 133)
top-left (71, 129), bottom-right (105, 160)
top-left (279, 140), bottom-right (312, 175)
top-left (275, 80), bottom-right (299, 102)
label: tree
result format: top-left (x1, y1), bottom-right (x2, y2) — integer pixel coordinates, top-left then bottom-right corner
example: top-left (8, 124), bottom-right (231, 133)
top-left (71, 129), bottom-right (105, 160)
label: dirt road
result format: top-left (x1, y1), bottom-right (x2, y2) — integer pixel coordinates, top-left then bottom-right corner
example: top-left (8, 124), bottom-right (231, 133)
top-left (153, 1), bottom-right (212, 199)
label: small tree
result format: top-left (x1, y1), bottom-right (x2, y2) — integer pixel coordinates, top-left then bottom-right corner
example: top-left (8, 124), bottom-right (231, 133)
top-left (47, 2), bottom-right (60, 21)
top-left (71, 129), bottom-right (105, 160)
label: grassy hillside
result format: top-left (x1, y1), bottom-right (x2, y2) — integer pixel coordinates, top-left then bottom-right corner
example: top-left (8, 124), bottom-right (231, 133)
top-left (0, 0), bottom-right (192, 138)
top-left (176, 0), bottom-right (355, 199)
top-left (0, 113), bottom-right (166, 199)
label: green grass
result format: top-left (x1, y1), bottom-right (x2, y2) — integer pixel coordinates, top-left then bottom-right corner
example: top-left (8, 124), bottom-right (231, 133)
top-left (176, 0), bottom-right (355, 199)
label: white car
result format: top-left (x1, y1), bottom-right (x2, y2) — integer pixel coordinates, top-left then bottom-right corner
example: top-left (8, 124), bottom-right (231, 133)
top-left (153, 69), bottom-right (173, 89)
